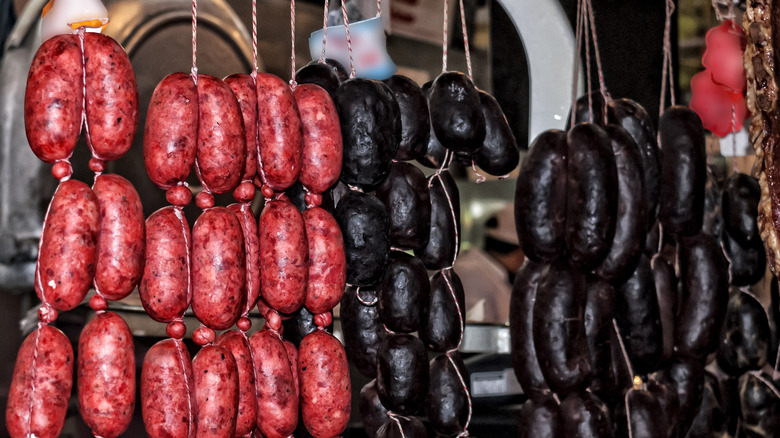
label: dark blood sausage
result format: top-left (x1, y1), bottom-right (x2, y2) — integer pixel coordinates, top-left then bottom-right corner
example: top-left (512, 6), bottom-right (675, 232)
top-left (686, 377), bottom-right (729, 438)
top-left (646, 378), bottom-right (680, 438)
top-left (192, 207), bottom-right (246, 330)
top-left (566, 92), bottom-right (607, 128)
top-left (295, 83), bottom-right (343, 194)
top-left (296, 61), bottom-right (342, 96)
top-left (303, 207), bottom-right (347, 314)
top-left (417, 82), bottom-right (448, 169)
top-left (143, 73), bottom-right (198, 189)
top-left (739, 371), bottom-right (779, 437)
top-left (376, 416), bottom-right (427, 438)
top-left (722, 173), bottom-right (761, 247)
top-left (378, 251), bottom-right (430, 333)
top-left (652, 256), bottom-right (678, 365)
top-left (360, 379), bottom-right (390, 438)
top-left (614, 390), bottom-right (666, 438)
top-left (594, 125), bottom-right (647, 283)
top-left (214, 330), bottom-right (257, 437)
top-left (334, 191), bottom-right (390, 286)
top-left (340, 286), bottom-right (385, 378)
top-left (416, 170), bottom-right (460, 270)
top-left (383, 75), bottom-right (430, 161)
top-left (722, 230), bottom-right (767, 287)
top-left (83, 33), bottom-right (139, 161)
top-left (325, 58), bottom-right (350, 82)
top-left (614, 255), bottom-right (663, 375)
top-left (426, 353), bottom-right (469, 436)
top-left (192, 345), bottom-right (239, 438)
top-left (93, 174), bottom-right (145, 301)
top-left (532, 261), bottom-right (591, 394)
top-left (35, 179), bottom-right (100, 311)
top-left (282, 305), bottom-right (333, 346)
top-left (701, 169), bottom-right (724, 237)
top-left (376, 333), bottom-right (429, 415)
top-left (6, 325), bottom-right (73, 438)
top-left (259, 196), bottom-right (308, 314)
top-left (141, 339), bottom-right (196, 438)
top-left (375, 162), bottom-right (431, 250)
top-left (584, 275), bottom-right (616, 396)
top-left (256, 73), bottom-right (304, 192)
top-left (565, 123), bottom-right (618, 271)
top-left (475, 90), bottom-right (520, 176)
top-left (717, 292), bottom-right (770, 375)
top-left (518, 393), bottom-right (561, 438)
top-left (661, 357), bottom-right (704, 435)
top-left (24, 34), bottom-right (82, 163)
top-left (428, 71), bottom-right (486, 154)
top-left (195, 74), bottom-right (246, 194)
top-left (334, 78), bottom-right (401, 189)
top-left (224, 74), bottom-right (259, 183)
top-left (78, 312), bottom-right (135, 438)
top-left (608, 98), bottom-right (662, 227)
top-left (299, 330), bottom-right (352, 438)
top-left (514, 130), bottom-right (568, 263)
top-left (509, 260), bottom-right (550, 401)
top-left (421, 269), bottom-right (466, 353)
top-left (249, 330), bottom-right (298, 438)
top-left (658, 106), bottom-right (707, 236)
top-left (676, 233), bottom-right (729, 359)
top-left (227, 203), bottom-right (260, 315)
top-left (139, 206), bottom-right (191, 322)
top-left (560, 391), bottom-right (613, 438)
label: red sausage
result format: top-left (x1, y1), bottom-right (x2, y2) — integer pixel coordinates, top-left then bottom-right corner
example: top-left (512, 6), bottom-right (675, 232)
top-left (141, 338), bottom-right (197, 438)
top-left (6, 325), bottom-right (74, 438)
top-left (24, 34), bottom-right (83, 163)
top-left (93, 174), bottom-right (145, 301)
top-left (35, 179), bottom-right (100, 311)
top-left (303, 207), bottom-right (346, 314)
top-left (283, 339), bottom-right (300, 399)
top-left (196, 74), bottom-right (246, 195)
top-left (256, 73), bottom-right (303, 191)
top-left (215, 331), bottom-right (258, 437)
top-left (77, 312), bottom-right (135, 438)
top-left (249, 330), bottom-right (298, 438)
top-left (228, 203), bottom-right (260, 316)
top-left (143, 72), bottom-right (198, 189)
top-left (192, 345), bottom-right (239, 438)
top-left (192, 207), bottom-right (246, 330)
top-left (83, 33), bottom-right (139, 161)
top-left (259, 196), bottom-right (308, 314)
top-left (139, 206), bottom-right (191, 322)
top-left (294, 83), bottom-right (343, 194)
top-left (224, 74), bottom-right (259, 183)
top-left (299, 330), bottom-right (352, 438)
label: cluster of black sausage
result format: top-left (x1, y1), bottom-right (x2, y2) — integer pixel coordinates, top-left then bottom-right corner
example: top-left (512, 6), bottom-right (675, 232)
top-left (512, 93), bottom-right (779, 437)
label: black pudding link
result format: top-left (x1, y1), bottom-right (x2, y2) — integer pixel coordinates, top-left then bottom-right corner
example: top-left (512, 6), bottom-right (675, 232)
top-left (334, 191), bottom-right (390, 287)
top-left (614, 390), bottom-right (666, 438)
top-left (415, 170), bottom-right (460, 270)
top-left (722, 173), bottom-right (761, 247)
top-left (722, 230), bottom-right (767, 287)
top-left (428, 71), bottom-right (486, 154)
top-left (717, 291), bottom-right (770, 376)
top-left (474, 91), bottom-right (520, 176)
top-left (375, 416), bottom-right (427, 438)
top-left (651, 256), bottom-right (678, 365)
top-left (376, 333), bottom-right (429, 415)
top-left (375, 162), bottom-right (431, 251)
top-left (339, 286), bottom-right (384, 378)
top-left (359, 379), bottom-right (390, 438)
top-left (377, 251), bottom-right (430, 333)
top-left (738, 371), bottom-right (780, 437)
top-left (417, 81), bottom-right (449, 169)
top-left (420, 269), bottom-right (466, 353)
top-left (426, 353), bottom-right (469, 436)
top-left (583, 275), bottom-right (615, 397)
top-left (560, 391), bottom-right (613, 438)
top-left (295, 61), bottom-right (342, 96)
top-left (383, 75), bottom-right (431, 161)
top-left (518, 392), bottom-right (561, 438)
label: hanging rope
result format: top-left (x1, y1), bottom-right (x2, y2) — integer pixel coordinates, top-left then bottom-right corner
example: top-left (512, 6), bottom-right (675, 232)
top-left (341, 2), bottom-right (356, 78)
top-left (252, 0), bottom-right (258, 73)
top-left (320, 0), bottom-right (329, 62)
top-left (191, 0), bottom-right (198, 81)
top-left (570, 0), bottom-right (585, 115)
top-left (660, 0), bottom-right (676, 115)
top-left (290, 0), bottom-right (297, 88)
top-left (458, 0), bottom-right (472, 80)
top-left (442, 0), bottom-right (449, 73)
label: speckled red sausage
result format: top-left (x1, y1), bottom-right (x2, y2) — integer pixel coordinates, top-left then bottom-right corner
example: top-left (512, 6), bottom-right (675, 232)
top-left (141, 339), bottom-right (196, 438)
top-left (299, 330), bottom-right (352, 438)
top-left (249, 330), bottom-right (298, 438)
top-left (6, 325), bottom-right (73, 438)
top-left (283, 339), bottom-right (300, 398)
top-left (24, 34), bottom-right (82, 163)
top-left (192, 207), bottom-right (245, 330)
top-left (215, 330), bottom-right (257, 437)
top-left (294, 83), bottom-right (343, 194)
top-left (93, 174), bottom-right (145, 301)
top-left (196, 75), bottom-right (246, 195)
top-left (259, 196), bottom-right (308, 314)
top-left (77, 312), bottom-right (135, 438)
top-left (225, 74), bottom-right (259, 183)
top-left (256, 73), bottom-right (303, 191)
top-left (192, 345), bottom-right (239, 438)
top-left (303, 207), bottom-right (346, 314)
top-left (139, 206), bottom-right (191, 322)
top-left (143, 72), bottom-right (198, 189)
top-left (228, 203), bottom-right (260, 316)
top-left (35, 179), bottom-right (100, 311)
top-left (83, 33), bottom-right (139, 161)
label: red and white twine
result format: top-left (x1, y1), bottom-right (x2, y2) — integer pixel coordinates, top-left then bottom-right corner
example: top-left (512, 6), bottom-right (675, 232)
top-left (458, 0), bottom-right (472, 80)
top-left (341, 3), bottom-right (356, 78)
top-left (320, 0), bottom-right (329, 62)
top-left (191, 0), bottom-right (198, 81)
top-left (252, 0), bottom-right (258, 73)
top-left (290, 0), bottom-right (298, 87)
top-left (660, 0), bottom-right (676, 115)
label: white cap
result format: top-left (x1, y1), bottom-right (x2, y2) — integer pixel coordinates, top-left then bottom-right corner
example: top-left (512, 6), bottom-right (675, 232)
top-left (484, 204), bottom-right (519, 246)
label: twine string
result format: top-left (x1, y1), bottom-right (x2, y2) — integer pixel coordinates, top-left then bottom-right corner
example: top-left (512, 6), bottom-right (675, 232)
top-left (570, 0), bottom-right (585, 116)
top-left (582, 0), bottom-right (592, 123)
top-left (320, 0), bottom-right (329, 62)
top-left (191, 0), bottom-right (198, 81)
top-left (341, 2), bottom-right (356, 78)
top-left (458, 0), bottom-right (472, 80)
top-left (660, 0), bottom-right (676, 115)
top-left (612, 319), bottom-right (636, 382)
top-left (252, 0), bottom-right (258, 73)
top-left (387, 412), bottom-right (408, 438)
top-left (442, 0), bottom-right (449, 73)
top-left (290, 0), bottom-right (297, 88)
